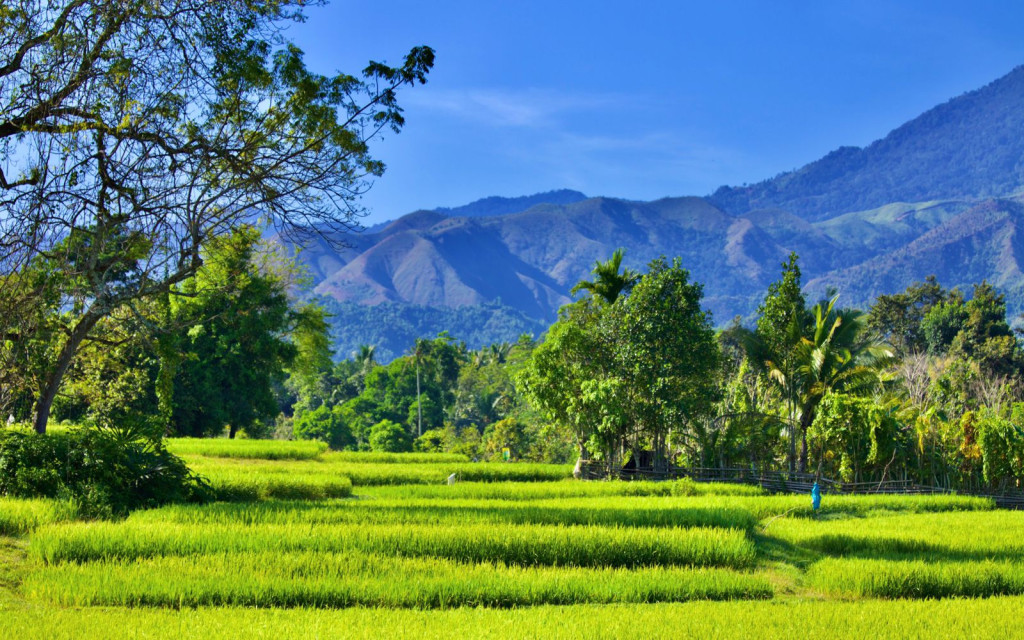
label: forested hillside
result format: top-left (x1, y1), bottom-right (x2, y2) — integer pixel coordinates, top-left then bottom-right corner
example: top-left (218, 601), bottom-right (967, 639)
top-left (708, 65), bottom-right (1024, 219)
top-left (290, 65), bottom-right (1024, 359)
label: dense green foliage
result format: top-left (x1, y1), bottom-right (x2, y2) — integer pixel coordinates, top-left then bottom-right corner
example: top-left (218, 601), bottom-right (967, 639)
top-left (321, 299), bottom-right (549, 364)
top-left (167, 229), bottom-right (316, 438)
top-left (270, 251), bottom-right (1024, 494)
top-left (0, 0), bottom-right (432, 435)
top-left (283, 330), bottom-right (570, 463)
top-left (0, 428), bottom-right (206, 517)
top-left (11, 243), bottom-right (1024, 502)
top-left (11, 227), bottom-right (337, 444)
top-left (517, 254), bottom-right (720, 471)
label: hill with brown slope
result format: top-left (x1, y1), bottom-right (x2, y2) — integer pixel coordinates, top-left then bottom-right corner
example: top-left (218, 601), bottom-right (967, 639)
top-left (309, 196), bottom-right (791, 325)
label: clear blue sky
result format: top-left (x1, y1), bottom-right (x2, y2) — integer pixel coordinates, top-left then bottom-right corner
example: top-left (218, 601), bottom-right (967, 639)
top-left (287, 1), bottom-right (1024, 224)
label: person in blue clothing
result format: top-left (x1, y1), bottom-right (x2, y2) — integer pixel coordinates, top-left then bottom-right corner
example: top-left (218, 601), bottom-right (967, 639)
top-left (811, 481), bottom-right (822, 512)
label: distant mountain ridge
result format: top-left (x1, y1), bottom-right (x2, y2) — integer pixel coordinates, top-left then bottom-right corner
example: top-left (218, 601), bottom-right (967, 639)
top-left (708, 65), bottom-right (1024, 220)
top-left (288, 65), bottom-right (1024, 360)
top-left (434, 189), bottom-right (588, 217)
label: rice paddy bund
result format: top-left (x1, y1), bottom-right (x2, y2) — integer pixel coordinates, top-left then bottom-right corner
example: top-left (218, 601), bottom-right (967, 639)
top-left (3, 438), bottom-right (1024, 639)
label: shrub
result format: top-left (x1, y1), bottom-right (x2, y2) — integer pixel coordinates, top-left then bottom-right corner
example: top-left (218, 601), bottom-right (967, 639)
top-left (484, 418), bottom-right (527, 461)
top-left (292, 405), bottom-right (355, 450)
top-left (0, 427), bottom-right (209, 517)
top-left (414, 423), bottom-right (484, 460)
top-left (369, 420), bottom-right (412, 453)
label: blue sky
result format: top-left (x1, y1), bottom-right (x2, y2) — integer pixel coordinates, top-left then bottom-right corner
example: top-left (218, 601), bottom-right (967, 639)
top-left (287, 1), bottom-right (1024, 224)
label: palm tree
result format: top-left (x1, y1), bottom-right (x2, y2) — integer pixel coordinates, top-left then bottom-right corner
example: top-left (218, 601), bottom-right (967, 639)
top-left (489, 342), bottom-right (511, 365)
top-left (354, 344), bottom-right (377, 375)
top-left (570, 248), bottom-right (640, 304)
top-left (742, 294), bottom-right (892, 473)
top-left (408, 338), bottom-right (428, 437)
top-left (346, 344), bottom-right (378, 395)
top-left (793, 295), bottom-right (894, 472)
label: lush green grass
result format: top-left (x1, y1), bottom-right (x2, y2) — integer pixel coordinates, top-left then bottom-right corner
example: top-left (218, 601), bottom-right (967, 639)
top-left (166, 438), bottom-right (327, 460)
top-left (31, 520), bottom-right (755, 569)
top-left (133, 496), bottom-right (759, 529)
top-left (24, 550), bottom-right (771, 608)
top-left (201, 470), bottom-right (352, 501)
top-left (0, 499), bottom-right (76, 536)
top-left (183, 455), bottom-right (574, 485)
top-left (336, 460), bottom-right (573, 484)
top-left (7, 433), bottom-right (1024, 636)
top-left (362, 478), bottom-right (766, 500)
top-left (747, 493), bottom-right (992, 521)
top-left (767, 510), bottom-right (1024, 559)
top-left (7, 598), bottom-right (1024, 639)
top-left (326, 451), bottom-right (471, 463)
top-left (808, 557), bottom-right (1024, 599)
top-left (165, 439), bottom-right (471, 463)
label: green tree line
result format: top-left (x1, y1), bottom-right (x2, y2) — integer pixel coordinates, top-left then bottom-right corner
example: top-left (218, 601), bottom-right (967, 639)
top-left (7, 234), bottom-right (1024, 492)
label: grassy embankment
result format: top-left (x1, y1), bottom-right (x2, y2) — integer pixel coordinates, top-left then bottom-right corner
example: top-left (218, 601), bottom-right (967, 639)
top-left (2, 436), bottom-right (1022, 638)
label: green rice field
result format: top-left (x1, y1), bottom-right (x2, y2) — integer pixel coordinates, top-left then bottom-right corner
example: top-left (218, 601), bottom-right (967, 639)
top-left (3, 437), bottom-right (1024, 638)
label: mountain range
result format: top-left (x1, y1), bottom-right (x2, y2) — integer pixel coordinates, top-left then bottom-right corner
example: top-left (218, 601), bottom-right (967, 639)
top-left (290, 65), bottom-right (1024, 361)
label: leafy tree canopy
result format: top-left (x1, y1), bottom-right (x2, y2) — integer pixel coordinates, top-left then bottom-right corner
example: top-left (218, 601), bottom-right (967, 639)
top-left (0, 0), bottom-right (433, 432)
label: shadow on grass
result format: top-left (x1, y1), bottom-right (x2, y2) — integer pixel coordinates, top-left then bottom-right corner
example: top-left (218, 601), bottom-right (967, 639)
top-left (793, 534), bottom-right (1024, 563)
top-left (751, 531), bottom-right (823, 571)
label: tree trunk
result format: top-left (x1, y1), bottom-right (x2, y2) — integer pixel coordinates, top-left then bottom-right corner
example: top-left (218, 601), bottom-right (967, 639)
top-left (154, 302), bottom-right (180, 435)
top-left (415, 363), bottom-right (422, 437)
top-left (787, 396), bottom-right (797, 473)
top-left (798, 410), bottom-right (813, 474)
top-left (787, 425), bottom-right (796, 473)
top-left (33, 313), bottom-right (103, 434)
top-left (573, 443), bottom-right (587, 479)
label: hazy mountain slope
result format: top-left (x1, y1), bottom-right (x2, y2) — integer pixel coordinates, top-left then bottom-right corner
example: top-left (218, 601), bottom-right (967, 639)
top-left (309, 196), bottom-right (791, 325)
top-left (709, 66), bottom-right (1024, 221)
top-left (321, 299), bottom-right (549, 362)
top-left (359, 190), bottom-right (587, 236)
top-left (435, 189), bottom-right (588, 217)
top-left (805, 199), bottom-right (973, 272)
top-left (806, 198), bottom-right (1024, 310)
top-left (286, 65), bottom-right (1024, 359)
top-left (313, 217), bottom-right (567, 318)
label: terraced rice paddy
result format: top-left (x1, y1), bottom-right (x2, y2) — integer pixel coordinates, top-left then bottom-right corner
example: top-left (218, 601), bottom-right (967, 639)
top-left (3, 438), bottom-right (1023, 638)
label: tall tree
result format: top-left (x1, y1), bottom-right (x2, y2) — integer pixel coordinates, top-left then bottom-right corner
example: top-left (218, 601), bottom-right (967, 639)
top-left (615, 257), bottom-right (721, 470)
top-left (951, 281), bottom-right (1019, 377)
top-left (516, 297), bottom-right (618, 477)
top-left (408, 338), bottom-right (427, 437)
top-left (921, 292), bottom-right (968, 355)
top-left (867, 276), bottom-right (946, 355)
top-left (749, 252), bottom-right (807, 471)
top-left (168, 226), bottom-right (320, 438)
top-left (519, 254), bottom-right (721, 475)
top-left (0, 1), bottom-right (433, 433)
